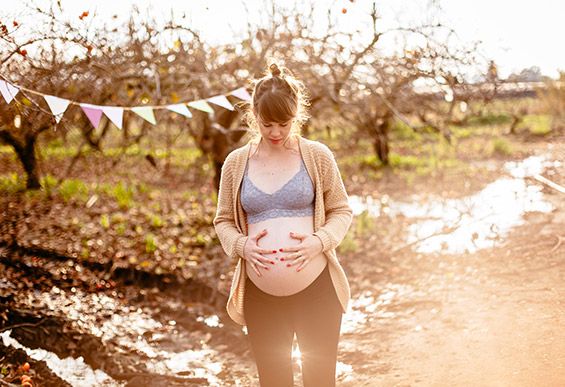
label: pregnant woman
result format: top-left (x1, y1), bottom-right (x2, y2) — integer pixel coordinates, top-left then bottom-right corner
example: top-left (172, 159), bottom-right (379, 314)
top-left (213, 61), bottom-right (353, 386)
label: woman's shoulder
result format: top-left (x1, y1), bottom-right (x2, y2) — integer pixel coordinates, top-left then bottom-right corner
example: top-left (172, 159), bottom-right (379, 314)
top-left (224, 142), bottom-right (252, 165)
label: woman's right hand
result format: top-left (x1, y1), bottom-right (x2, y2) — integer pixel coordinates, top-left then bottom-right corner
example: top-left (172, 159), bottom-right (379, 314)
top-left (243, 228), bottom-right (276, 276)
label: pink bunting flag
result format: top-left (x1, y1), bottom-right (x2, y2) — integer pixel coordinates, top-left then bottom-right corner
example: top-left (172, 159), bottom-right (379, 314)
top-left (207, 95), bottom-right (234, 111)
top-left (44, 95), bottom-right (70, 123)
top-left (0, 80), bottom-right (20, 104)
top-left (230, 87), bottom-right (252, 101)
top-left (80, 103), bottom-right (103, 129)
top-left (102, 106), bottom-right (124, 129)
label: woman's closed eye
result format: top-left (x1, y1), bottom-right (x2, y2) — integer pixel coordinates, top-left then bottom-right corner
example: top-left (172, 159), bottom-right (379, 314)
top-left (264, 122), bottom-right (290, 127)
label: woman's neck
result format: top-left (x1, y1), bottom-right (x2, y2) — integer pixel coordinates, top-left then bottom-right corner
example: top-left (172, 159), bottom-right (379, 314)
top-left (256, 135), bottom-right (299, 158)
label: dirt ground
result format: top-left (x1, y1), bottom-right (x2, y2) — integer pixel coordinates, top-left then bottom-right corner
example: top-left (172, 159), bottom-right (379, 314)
top-left (335, 139), bottom-right (565, 386)
top-left (339, 209), bottom-right (564, 386)
top-left (1, 134), bottom-right (564, 386)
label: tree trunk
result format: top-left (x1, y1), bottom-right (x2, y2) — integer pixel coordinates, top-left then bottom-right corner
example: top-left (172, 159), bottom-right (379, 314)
top-left (373, 133), bottom-right (389, 165)
top-left (21, 136), bottom-right (41, 189)
top-left (0, 129), bottom-right (41, 190)
top-left (509, 114), bottom-right (522, 135)
top-left (373, 117), bottom-right (391, 165)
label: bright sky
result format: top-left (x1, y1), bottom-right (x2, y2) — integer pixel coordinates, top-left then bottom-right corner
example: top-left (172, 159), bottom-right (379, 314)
top-left (2, 0), bottom-right (564, 78)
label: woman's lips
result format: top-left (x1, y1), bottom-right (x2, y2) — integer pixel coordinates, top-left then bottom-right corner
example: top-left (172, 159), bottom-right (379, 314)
top-left (270, 138), bottom-right (282, 144)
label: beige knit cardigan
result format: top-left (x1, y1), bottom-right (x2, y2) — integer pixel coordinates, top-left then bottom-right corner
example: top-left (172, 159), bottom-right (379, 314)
top-left (213, 135), bottom-right (353, 326)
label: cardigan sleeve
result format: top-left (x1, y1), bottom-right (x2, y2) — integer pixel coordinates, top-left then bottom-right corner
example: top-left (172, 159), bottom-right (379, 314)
top-left (312, 145), bottom-right (353, 253)
top-left (213, 154), bottom-right (249, 260)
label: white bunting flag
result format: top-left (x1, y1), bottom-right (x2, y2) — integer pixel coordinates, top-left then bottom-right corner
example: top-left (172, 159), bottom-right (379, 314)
top-left (0, 80), bottom-right (251, 131)
top-left (166, 103), bottom-right (192, 118)
top-left (0, 80), bottom-right (20, 104)
top-left (188, 100), bottom-right (214, 114)
top-left (102, 106), bottom-right (124, 129)
top-left (230, 87), bottom-right (252, 101)
top-left (131, 106), bottom-right (156, 125)
top-left (44, 95), bottom-right (70, 123)
top-left (207, 95), bottom-right (234, 111)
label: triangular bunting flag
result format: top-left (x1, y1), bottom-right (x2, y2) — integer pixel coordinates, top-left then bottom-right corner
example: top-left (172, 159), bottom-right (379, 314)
top-left (207, 95), bottom-right (234, 111)
top-left (102, 106), bottom-right (124, 129)
top-left (131, 106), bottom-right (156, 125)
top-left (44, 95), bottom-right (70, 123)
top-left (0, 80), bottom-right (20, 104)
top-left (188, 100), bottom-right (214, 114)
top-left (80, 103), bottom-right (103, 129)
top-left (166, 103), bottom-right (192, 118)
top-left (230, 87), bottom-right (252, 101)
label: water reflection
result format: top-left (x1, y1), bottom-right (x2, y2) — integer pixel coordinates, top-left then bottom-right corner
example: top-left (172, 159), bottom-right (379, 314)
top-left (164, 348), bottom-right (223, 384)
top-left (336, 361), bottom-right (353, 381)
top-left (196, 314), bottom-right (223, 328)
top-left (342, 284), bottom-right (415, 334)
top-left (12, 287), bottom-right (230, 384)
top-left (1, 330), bottom-right (121, 387)
top-left (350, 155), bottom-right (557, 254)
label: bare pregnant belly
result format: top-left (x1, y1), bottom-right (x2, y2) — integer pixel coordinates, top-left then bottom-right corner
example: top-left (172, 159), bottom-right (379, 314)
top-left (246, 216), bottom-right (327, 296)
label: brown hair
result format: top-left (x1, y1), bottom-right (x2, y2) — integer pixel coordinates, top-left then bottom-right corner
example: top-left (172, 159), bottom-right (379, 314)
top-left (242, 60), bottom-right (310, 150)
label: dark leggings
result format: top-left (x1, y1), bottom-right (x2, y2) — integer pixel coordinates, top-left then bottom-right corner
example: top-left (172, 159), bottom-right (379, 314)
top-left (244, 264), bottom-right (343, 387)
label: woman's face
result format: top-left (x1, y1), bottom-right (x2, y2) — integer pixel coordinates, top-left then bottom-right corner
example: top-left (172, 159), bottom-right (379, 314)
top-left (256, 114), bottom-right (294, 147)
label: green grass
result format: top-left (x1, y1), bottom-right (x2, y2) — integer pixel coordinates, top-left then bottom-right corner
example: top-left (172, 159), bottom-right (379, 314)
top-left (115, 223), bottom-right (127, 235)
top-left (491, 137), bottom-right (513, 156)
top-left (451, 127), bottom-right (473, 139)
top-left (59, 178), bottom-right (89, 203)
top-left (389, 153), bottom-right (425, 169)
top-left (0, 173), bottom-right (91, 202)
top-left (41, 145), bottom-right (95, 159)
top-left (145, 233), bottom-right (158, 253)
top-left (0, 173), bottom-right (26, 193)
top-left (81, 247), bottom-right (90, 259)
top-left (96, 182), bottom-right (136, 209)
top-left (149, 213), bottom-right (164, 228)
top-left (521, 114), bottom-right (552, 135)
top-left (100, 214), bottom-right (110, 229)
top-left (340, 135), bottom-right (459, 181)
top-left (337, 232), bottom-right (358, 254)
top-left (466, 113), bottom-right (512, 126)
top-left (102, 144), bottom-right (202, 166)
top-left (0, 146), bottom-right (14, 154)
top-left (391, 121), bottom-right (423, 141)
top-left (0, 171), bottom-right (151, 209)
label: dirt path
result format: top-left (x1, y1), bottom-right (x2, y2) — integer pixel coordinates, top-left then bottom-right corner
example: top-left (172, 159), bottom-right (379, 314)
top-left (366, 243), bottom-right (565, 386)
top-left (337, 150), bottom-right (565, 386)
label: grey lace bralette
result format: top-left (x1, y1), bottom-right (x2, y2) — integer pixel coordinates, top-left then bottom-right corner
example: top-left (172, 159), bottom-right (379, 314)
top-left (240, 156), bottom-right (314, 224)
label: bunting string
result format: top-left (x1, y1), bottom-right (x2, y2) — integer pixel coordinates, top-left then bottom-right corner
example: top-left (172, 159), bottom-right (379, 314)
top-left (0, 74), bottom-right (252, 130)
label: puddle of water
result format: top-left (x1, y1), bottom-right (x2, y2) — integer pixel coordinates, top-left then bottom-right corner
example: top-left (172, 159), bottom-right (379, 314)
top-left (336, 361), bottom-right (354, 382)
top-left (1, 330), bottom-right (122, 387)
top-left (342, 283), bottom-right (417, 334)
top-left (196, 314), bottom-right (223, 328)
top-left (163, 348), bottom-right (223, 384)
top-left (350, 155), bottom-right (558, 254)
top-left (12, 287), bottom-right (231, 384)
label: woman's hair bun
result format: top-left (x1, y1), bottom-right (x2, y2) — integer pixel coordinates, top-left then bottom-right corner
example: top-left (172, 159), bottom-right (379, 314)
top-left (269, 63), bottom-right (282, 77)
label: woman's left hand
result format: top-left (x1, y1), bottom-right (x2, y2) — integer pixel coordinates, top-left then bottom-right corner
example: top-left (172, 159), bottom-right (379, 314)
top-left (280, 232), bottom-right (323, 272)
